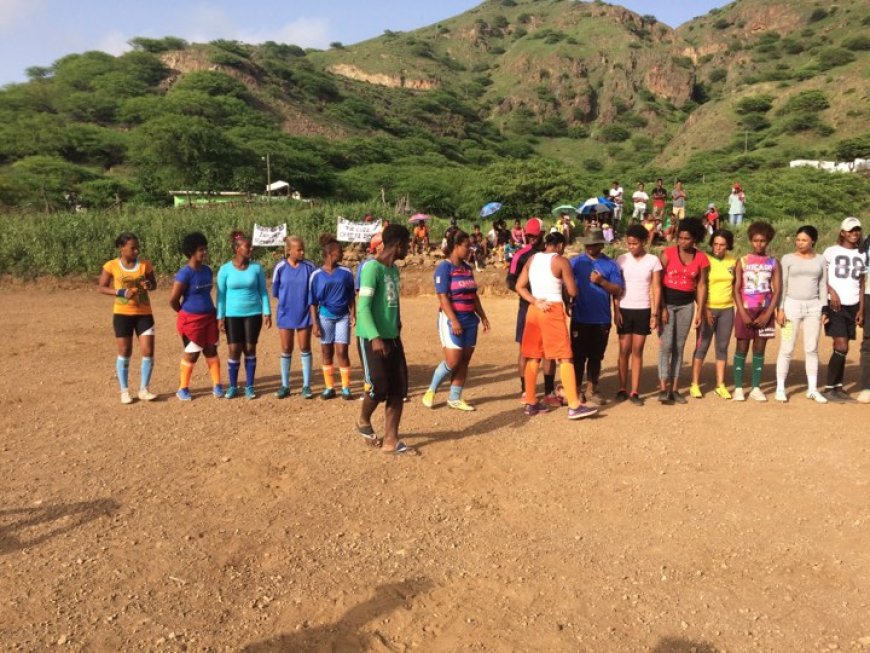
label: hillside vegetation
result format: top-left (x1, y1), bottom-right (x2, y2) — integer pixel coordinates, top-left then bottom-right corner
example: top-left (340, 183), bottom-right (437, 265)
top-left (0, 0), bottom-right (867, 217)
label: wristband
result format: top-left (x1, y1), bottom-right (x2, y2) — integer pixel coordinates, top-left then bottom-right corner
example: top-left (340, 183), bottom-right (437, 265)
top-left (116, 289), bottom-right (126, 297)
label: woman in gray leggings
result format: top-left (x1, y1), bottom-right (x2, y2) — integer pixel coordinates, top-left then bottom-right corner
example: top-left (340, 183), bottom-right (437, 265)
top-left (775, 225), bottom-right (828, 403)
top-left (658, 218), bottom-right (710, 404)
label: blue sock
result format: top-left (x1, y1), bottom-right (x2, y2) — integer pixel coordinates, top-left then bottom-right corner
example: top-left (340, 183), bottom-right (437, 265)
top-left (280, 353), bottom-right (291, 387)
top-left (245, 355), bottom-right (256, 388)
top-left (116, 356), bottom-right (130, 391)
top-left (428, 361), bottom-right (453, 392)
top-left (301, 351), bottom-right (312, 387)
top-left (228, 359), bottom-right (240, 389)
top-left (140, 356), bottom-right (153, 389)
top-left (449, 384), bottom-right (463, 401)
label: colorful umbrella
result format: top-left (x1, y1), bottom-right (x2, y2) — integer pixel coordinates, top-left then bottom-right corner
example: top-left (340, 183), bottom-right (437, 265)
top-left (577, 197), bottom-right (616, 215)
top-left (479, 202), bottom-right (502, 218)
top-left (409, 213), bottom-right (431, 222)
top-left (551, 204), bottom-right (578, 218)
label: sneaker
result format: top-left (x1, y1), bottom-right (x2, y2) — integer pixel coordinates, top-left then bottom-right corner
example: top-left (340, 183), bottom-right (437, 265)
top-left (213, 384), bottom-right (225, 399)
top-left (523, 402), bottom-right (550, 416)
top-left (670, 390), bottom-right (688, 405)
top-left (276, 385), bottom-right (290, 399)
top-left (749, 387), bottom-right (767, 402)
top-left (689, 383), bottom-right (703, 399)
top-left (138, 388), bottom-right (157, 401)
top-left (321, 388), bottom-right (336, 400)
top-left (821, 389), bottom-right (844, 404)
top-left (447, 398), bottom-right (475, 411)
top-left (225, 385), bottom-right (238, 400)
top-left (714, 385), bottom-right (732, 400)
top-left (732, 387), bottom-right (745, 402)
top-left (245, 386), bottom-right (257, 400)
top-left (301, 386), bottom-right (314, 399)
top-left (658, 390), bottom-right (672, 404)
top-left (833, 388), bottom-right (856, 403)
top-left (176, 388), bottom-right (192, 402)
top-left (857, 389), bottom-right (870, 404)
top-left (542, 393), bottom-right (563, 408)
top-left (341, 388), bottom-right (353, 401)
top-left (806, 390), bottom-right (828, 404)
top-left (774, 390), bottom-right (788, 403)
top-left (629, 393), bottom-right (644, 406)
top-left (120, 390), bottom-right (133, 405)
top-left (422, 389), bottom-right (436, 408)
top-left (567, 405), bottom-right (598, 420)
top-left (615, 390), bottom-right (629, 402)
top-left (587, 391), bottom-right (608, 406)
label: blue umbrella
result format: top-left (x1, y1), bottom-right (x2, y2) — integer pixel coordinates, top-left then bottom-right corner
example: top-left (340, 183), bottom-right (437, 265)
top-left (577, 196), bottom-right (616, 215)
top-left (479, 202), bottom-right (502, 218)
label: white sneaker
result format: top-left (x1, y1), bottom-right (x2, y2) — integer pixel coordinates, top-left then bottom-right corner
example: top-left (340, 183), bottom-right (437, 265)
top-left (806, 390), bottom-right (828, 404)
top-left (120, 390), bottom-right (133, 405)
top-left (774, 390), bottom-right (787, 403)
top-left (732, 387), bottom-right (745, 402)
top-left (749, 387), bottom-right (767, 402)
top-left (138, 388), bottom-right (157, 401)
top-left (857, 389), bottom-right (870, 404)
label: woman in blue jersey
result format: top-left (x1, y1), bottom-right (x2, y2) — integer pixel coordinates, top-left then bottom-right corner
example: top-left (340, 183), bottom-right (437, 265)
top-left (422, 229), bottom-right (490, 411)
top-left (310, 234), bottom-right (356, 400)
top-left (272, 235), bottom-right (316, 399)
top-left (217, 231), bottom-right (272, 400)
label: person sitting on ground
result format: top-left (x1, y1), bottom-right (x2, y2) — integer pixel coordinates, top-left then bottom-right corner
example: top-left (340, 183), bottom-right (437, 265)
top-left (704, 203), bottom-right (720, 235)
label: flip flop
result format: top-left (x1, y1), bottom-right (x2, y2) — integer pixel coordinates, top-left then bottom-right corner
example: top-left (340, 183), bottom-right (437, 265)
top-left (356, 422), bottom-right (376, 440)
top-left (384, 441), bottom-right (415, 455)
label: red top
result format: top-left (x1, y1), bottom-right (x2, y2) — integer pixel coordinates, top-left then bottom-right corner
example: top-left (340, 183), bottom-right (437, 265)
top-left (662, 246), bottom-right (709, 293)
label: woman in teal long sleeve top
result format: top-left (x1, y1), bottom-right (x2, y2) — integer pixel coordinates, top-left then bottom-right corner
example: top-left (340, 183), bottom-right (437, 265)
top-left (216, 231), bottom-right (272, 399)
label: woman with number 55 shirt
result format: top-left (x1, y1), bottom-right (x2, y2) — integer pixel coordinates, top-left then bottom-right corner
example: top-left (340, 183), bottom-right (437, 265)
top-left (821, 217), bottom-right (866, 403)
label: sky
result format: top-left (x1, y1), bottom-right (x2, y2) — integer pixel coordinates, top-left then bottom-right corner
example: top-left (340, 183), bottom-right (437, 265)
top-left (0, 0), bottom-right (726, 85)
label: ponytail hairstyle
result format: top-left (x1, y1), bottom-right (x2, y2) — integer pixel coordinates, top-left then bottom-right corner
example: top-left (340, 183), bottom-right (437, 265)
top-left (796, 225), bottom-right (818, 246)
top-left (318, 233), bottom-right (341, 258)
top-left (230, 230), bottom-right (250, 253)
top-left (284, 235), bottom-right (303, 257)
top-left (544, 231), bottom-right (566, 248)
top-left (445, 229), bottom-right (469, 256)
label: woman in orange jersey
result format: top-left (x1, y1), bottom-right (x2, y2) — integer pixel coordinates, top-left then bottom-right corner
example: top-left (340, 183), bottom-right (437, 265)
top-left (97, 232), bottom-right (158, 404)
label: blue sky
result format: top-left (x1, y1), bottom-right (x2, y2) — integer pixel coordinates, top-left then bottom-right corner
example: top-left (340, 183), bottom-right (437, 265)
top-left (0, 0), bottom-right (726, 85)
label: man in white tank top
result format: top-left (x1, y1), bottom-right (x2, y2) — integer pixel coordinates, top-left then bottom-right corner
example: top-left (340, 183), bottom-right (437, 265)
top-left (516, 233), bottom-right (597, 420)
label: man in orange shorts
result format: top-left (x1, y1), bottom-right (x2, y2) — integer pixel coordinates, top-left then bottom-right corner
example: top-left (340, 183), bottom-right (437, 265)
top-left (516, 232), bottom-right (598, 420)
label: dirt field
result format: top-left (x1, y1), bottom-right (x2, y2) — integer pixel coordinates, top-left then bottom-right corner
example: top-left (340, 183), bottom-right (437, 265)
top-left (1, 280), bottom-right (869, 652)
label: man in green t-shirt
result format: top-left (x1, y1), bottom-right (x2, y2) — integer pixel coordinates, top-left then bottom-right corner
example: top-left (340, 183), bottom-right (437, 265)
top-left (356, 224), bottom-right (413, 454)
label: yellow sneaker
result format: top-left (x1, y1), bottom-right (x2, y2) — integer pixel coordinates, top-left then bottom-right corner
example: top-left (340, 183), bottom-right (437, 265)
top-left (715, 385), bottom-right (732, 400)
top-left (447, 398), bottom-right (475, 411)
top-left (689, 383), bottom-right (703, 399)
top-left (422, 389), bottom-right (435, 408)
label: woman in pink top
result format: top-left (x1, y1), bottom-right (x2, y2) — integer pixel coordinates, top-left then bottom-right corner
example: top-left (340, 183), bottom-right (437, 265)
top-left (657, 218), bottom-right (709, 404)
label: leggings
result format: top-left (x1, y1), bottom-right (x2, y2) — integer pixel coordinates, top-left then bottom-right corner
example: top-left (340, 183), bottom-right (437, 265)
top-left (658, 303), bottom-right (694, 382)
top-left (693, 307), bottom-right (734, 362)
top-left (776, 298), bottom-right (822, 390)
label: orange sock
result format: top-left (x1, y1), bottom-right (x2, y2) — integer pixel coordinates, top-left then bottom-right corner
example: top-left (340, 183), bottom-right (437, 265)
top-left (339, 367), bottom-right (351, 389)
top-left (524, 359), bottom-right (540, 405)
top-left (322, 365), bottom-right (335, 389)
top-left (205, 356), bottom-right (221, 385)
top-left (560, 362), bottom-right (580, 409)
top-left (179, 360), bottom-right (194, 389)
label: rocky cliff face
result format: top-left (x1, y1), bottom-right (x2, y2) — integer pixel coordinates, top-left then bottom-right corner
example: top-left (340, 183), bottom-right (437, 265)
top-left (327, 64), bottom-right (439, 90)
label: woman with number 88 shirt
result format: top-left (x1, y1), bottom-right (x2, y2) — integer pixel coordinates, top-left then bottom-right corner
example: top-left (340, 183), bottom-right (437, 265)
top-left (821, 217), bottom-right (866, 402)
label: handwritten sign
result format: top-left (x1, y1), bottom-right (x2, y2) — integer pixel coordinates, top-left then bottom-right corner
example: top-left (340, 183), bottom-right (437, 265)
top-left (336, 217), bottom-right (381, 243)
top-left (252, 223), bottom-right (287, 247)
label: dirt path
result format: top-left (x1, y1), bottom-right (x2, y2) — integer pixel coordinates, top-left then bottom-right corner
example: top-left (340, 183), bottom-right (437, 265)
top-left (1, 286), bottom-right (868, 652)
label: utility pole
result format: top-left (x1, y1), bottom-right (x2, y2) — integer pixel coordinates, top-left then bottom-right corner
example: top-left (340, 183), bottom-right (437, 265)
top-left (743, 131), bottom-right (749, 154)
top-left (263, 154), bottom-right (272, 198)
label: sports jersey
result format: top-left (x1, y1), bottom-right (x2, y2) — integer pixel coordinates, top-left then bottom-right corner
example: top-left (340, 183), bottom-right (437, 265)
top-left (617, 252), bottom-right (661, 310)
top-left (216, 261), bottom-right (270, 319)
top-left (571, 253), bottom-right (623, 324)
top-left (434, 260), bottom-right (478, 319)
top-left (507, 243), bottom-right (539, 305)
top-left (356, 260), bottom-right (400, 340)
top-left (272, 258), bottom-right (316, 329)
top-left (662, 246), bottom-right (709, 305)
top-left (707, 255), bottom-right (736, 310)
top-left (309, 266), bottom-right (355, 318)
top-left (103, 258), bottom-right (153, 315)
top-left (651, 186), bottom-right (667, 207)
top-left (823, 245), bottom-right (866, 306)
top-left (739, 253), bottom-right (776, 309)
top-left (174, 265), bottom-right (215, 315)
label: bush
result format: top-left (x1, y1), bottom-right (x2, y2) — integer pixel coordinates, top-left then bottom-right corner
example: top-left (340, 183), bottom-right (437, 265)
top-left (582, 158), bottom-right (603, 172)
top-left (834, 134), bottom-right (870, 159)
top-left (713, 18), bottom-right (731, 29)
top-left (842, 35), bottom-right (870, 51)
top-left (808, 8), bottom-right (828, 22)
top-left (817, 47), bottom-right (856, 70)
top-left (779, 90), bottom-right (830, 114)
top-left (741, 113), bottom-right (771, 131)
top-left (599, 125), bottom-right (630, 142)
top-left (709, 68), bottom-right (727, 83)
top-left (780, 112), bottom-right (821, 133)
top-left (735, 95), bottom-right (774, 114)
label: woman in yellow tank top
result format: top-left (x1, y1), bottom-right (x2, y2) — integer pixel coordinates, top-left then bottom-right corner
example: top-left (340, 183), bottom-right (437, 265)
top-left (690, 229), bottom-right (736, 399)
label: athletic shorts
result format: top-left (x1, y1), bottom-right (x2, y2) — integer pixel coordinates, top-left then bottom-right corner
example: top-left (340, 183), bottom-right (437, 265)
top-left (358, 338), bottom-right (408, 402)
top-left (113, 314), bottom-right (155, 338)
top-left (521, 303), bottom-right (572, 360)
top-left (672, 207), bottom-right (686, 219)
top-left (318, 314), bottom-right (351, 345)
top-left (734, 305), bottom-right (775, 340)
top-left (824, 303), bottom-right (859, 340)
top-left (617, 308), bottom-right (651, 336)
top-left (225, 315), bottom-right (263, 345)
top-left (438, 312), bottom-right (479, 350)
top-left (515, 301), bottom-right (529, 344)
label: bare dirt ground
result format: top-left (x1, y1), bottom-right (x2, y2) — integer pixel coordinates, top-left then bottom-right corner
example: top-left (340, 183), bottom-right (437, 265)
top-left (1, 279), bottom-right (869, 652)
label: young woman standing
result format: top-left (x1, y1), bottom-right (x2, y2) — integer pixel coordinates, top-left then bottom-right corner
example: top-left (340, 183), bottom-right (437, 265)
top-left (217, 231), bottom-right (271, 400)
top-left (775, 226), bottom-right (828, 403)
top-left (98, 233), bottom-right (158, 404)
top-left (168, 232), bottom-right (223, 401)
top-left (690, 229), bottom-right (736, 399)
top-left (422, 229), bottom-right (490, 411)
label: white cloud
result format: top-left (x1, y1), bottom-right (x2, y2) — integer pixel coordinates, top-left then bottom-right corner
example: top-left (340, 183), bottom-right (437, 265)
top-left (96, 30), bottom-right (130, 56)
top-left (179, 5), bottom-right (332, 48)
